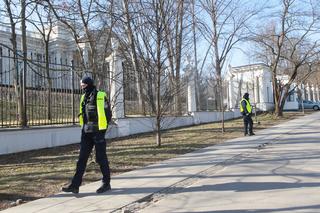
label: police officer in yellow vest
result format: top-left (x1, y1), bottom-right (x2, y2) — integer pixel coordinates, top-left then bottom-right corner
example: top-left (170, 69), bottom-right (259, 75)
top-left (240, 93), bottom-right (255, 136)
top-left (62, 76), bottom-right (111, 194)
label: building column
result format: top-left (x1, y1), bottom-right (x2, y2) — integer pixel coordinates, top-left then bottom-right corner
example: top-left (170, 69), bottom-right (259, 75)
top-left (316, 85), bottom-right (320, 102)
top-left (292, 83), bottom-right (297, 102)
top-left (106, 42), bottom-right (124, 119)
top-left (253, 76), bottom-right (258, 104)
top-left (228, 78), bottom-right (234, 109)
top-left (56, 51), bottom-right (62, 89)
top-left (83, 45), bottom-right (89, 67)
top-left (312, 84), bottom-right (316, 102)
top-left (184, 58), bottom-right (196, 112)
top-left (307, 83), bottom-right (311, 101)
top-left (301, 84), bottom-right (306, 100)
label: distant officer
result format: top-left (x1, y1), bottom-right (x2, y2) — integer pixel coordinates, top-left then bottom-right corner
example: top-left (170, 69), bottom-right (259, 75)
top-left (240, 93), bottom-right (255, 136)
top-left (62, 76), bottom-right (112, 194)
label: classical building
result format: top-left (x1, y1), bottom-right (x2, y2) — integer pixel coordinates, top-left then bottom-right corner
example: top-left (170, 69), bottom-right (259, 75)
top-left (226, 63), bottom-right (320, 111)
top-left (0, 23), bottom-right (78, 89)
top-left (0, 23), bottom-right (128, 118)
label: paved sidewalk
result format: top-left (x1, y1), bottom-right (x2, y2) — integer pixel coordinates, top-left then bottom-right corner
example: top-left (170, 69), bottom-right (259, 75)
top-left (3, 112), bottom-right (320, 213)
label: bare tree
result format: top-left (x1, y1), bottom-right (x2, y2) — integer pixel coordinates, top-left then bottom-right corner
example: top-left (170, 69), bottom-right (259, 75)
top-left (120, 0), bottom-right (187, 146)
top-left (122, 0), bottom-right (145, 114)
top-left (47, 0), bottom-right (115, 85)
top-left (191, 0), bottom-right (200, 110)
top-left (1, 0), bottom-right (27, 126)
top-left (28, 1), bottom-right (54, 120)
top-left (252, 0), bottom-right (320, 116)
top-left (121, 0), bottom-right (189, 117)
top-left (162, 0), bottom-right (187, 115)
top-left (198, 0), bottom-right (259, 131)
top-left (20, 0), bottom-right (28, 126)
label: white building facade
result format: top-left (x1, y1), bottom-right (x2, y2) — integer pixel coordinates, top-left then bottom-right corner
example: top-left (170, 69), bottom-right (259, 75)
top-left (0, 23), bottom-right (127, 119)
top-left (226, 63), bottom-right (319, 111)
top-left (0, 23), bottom-right (78, 88)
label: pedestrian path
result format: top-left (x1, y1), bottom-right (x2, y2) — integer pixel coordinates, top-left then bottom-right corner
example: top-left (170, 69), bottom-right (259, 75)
top-left (3, 112), bottom-right (320, 212)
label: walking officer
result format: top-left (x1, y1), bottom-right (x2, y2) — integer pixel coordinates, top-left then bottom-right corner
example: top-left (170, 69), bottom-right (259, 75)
top-left (240, 93), bottom-right (255, 136)
top-left (62, 76), bottom-right (112, 194)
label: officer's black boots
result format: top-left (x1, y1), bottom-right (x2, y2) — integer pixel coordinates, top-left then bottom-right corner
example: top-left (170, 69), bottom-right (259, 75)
top-left (96, 183), bottom-right (111, 194)
top-left (62, 184), bottom-right (111, 194)
top-left (62, 185), bottom-right (79, 194)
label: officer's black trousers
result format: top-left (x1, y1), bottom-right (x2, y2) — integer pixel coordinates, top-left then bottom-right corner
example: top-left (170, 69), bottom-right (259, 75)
top-left (243, 115), bottom-right (253, 135)
top-left (71, 130), bottom-right (110, 188)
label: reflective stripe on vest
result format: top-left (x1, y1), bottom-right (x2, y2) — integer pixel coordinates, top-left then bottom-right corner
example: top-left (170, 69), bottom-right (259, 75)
top-left (96, 91), bottom-right (107, 130)
top-left (79, 94), bottom-right (85, 126)
top-left (79, 91), bottom-right (108, 130)
top-left (239, 98), bottom-right (252, 113)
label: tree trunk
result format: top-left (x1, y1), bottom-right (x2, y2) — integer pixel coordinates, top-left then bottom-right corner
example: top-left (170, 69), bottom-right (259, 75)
top-left (156, 118), bottom-right (161, 147)
top-left (220, 78), bottom-right (225, 132)
top-left (21, 0), bottom-right (27, 127)
top-left (272, 70), bottom-right (281, 117)
top-left (174, 1), bottom-right (184, 115)
top-left (45, 42), bottom-right (52, 120)
top-left (123, 0), bottom-right (145, 114)
top-left (5, 0), bottom-right (23, 126)
top-left (191, 0), bottom-right (200, 111)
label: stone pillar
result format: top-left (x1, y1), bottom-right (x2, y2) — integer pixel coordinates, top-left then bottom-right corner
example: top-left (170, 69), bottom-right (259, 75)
top-left (312, 84), bottom-right (316, 102)
top-left (291, 83), bottom-right (297, 103)
top-left (228, 78), bottom-right (234, 109)
top-left (307, 83), bottom-right (311, 101)
top-left (83, 45), bottom-right (89, 66)
top-left (301, 84), bottom-right (306, 100)
top-left (185, 58), bottom-right (196, 113)
top-left (106, 40), bottom-right (124, 119)
top-left (55, 51), bottom-right (61, 64)
top-left (56, 51), bottom-right (62, 89)
top-left (253, 76), bottom-right (258, 104)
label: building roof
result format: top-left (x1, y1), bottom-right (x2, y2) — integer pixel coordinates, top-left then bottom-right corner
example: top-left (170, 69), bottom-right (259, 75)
top-left (231, 63), bottom-right (268, 71)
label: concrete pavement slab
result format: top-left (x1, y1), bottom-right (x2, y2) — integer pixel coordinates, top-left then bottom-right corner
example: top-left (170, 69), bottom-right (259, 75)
top-left (3, 112), bottom-right (320, 212)
top-left (139, 113), bottom-right (320, 213)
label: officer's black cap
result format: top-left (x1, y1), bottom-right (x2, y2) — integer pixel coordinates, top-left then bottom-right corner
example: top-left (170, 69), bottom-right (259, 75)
top-left (243, 93), bottom-right (249, 99)
top-left (81, 76), bottom-right (94, 86)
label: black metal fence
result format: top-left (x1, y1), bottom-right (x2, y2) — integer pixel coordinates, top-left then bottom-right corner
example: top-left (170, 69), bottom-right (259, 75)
top-left (0, 44), bottom-right (89, 128)
top-left (0, 41), bottom-right (229, 129)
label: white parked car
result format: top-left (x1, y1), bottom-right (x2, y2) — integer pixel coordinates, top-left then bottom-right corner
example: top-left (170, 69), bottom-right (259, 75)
top-left (299, 100), bottom-right (320, 111)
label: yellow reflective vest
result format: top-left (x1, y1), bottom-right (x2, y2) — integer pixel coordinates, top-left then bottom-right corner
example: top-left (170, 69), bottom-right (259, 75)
top-left (239, 98), bottom-right (252, 114)
top-left (79, 91), bottom-right (108, 130)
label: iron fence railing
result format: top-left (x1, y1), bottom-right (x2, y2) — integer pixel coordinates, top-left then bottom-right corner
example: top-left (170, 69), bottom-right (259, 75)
top-left (0, 44), bottom-right (88, 128)
top-left (0, 42), bottom-right (231, 128)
